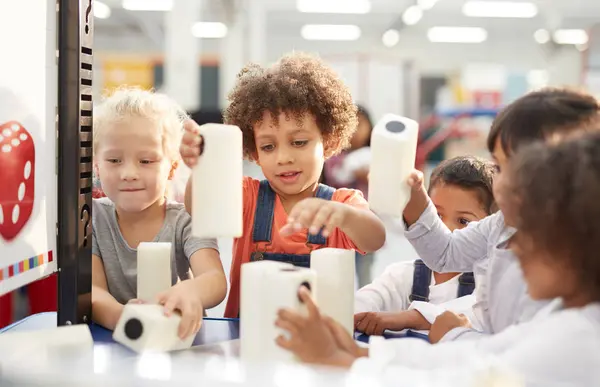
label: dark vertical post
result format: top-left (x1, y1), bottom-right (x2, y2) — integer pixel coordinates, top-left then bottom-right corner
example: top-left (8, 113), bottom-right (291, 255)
top-left (57, 0), bottom-right (93, 325)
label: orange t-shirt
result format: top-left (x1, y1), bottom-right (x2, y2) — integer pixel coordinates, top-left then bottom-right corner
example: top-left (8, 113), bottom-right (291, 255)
top-left (223, 176), bottom-right (369, 317)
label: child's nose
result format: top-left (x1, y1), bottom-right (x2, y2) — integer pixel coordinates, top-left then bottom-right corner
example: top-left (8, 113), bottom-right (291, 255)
top-left (276, 149), bottom-right (294, 165)
top-left (120, 162), bottom-right (139, 181)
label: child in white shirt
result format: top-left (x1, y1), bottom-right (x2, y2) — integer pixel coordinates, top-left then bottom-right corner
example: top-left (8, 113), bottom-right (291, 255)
top-left (354, 156), bottom-right (496, 336)
top-left (91, 87), bottom-right (227, 339)
top-left (275, 132), bottom-right (600, 386)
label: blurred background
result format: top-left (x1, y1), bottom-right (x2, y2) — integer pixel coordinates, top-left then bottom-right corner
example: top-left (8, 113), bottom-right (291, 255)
top-left (7, 0), bottom-right (600, 320)
top-left (90, 0), bottom-right (600, 317)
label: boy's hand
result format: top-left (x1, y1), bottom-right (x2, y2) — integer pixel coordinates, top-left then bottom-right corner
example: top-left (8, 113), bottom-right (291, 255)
top-left (406, 169), bottom-right (425, 192)
top-left (276, 287), bottom-right (356, 368)
top-left (429, 311), bottom-right (471, 344)
top-left (403, 169), bottom-right (429, 227)
top-left (354, 310), bottom-right (430, 335)
top-left (156, 280), bottom-right (204, 340)
top-left (280, 198), bottom-right (350, 238)
top-left (324, 316), bottom-right (366, 358)
top-left (180, 119), bottom-right (204, 168)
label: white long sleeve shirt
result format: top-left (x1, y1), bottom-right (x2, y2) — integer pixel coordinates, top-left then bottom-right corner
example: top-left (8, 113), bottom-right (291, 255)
top-left (354, 261), bottom-right (477, 326)
top-left (402, 200), bottom-right (547, 341)
top-left (351, 300), bottom-right (600, 387)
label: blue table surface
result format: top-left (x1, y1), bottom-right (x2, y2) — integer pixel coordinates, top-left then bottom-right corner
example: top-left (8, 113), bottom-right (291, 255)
top-left (1, 312), bottom-right (428, 345)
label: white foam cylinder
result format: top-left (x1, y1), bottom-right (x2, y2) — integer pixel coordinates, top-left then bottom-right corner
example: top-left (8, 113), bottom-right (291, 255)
top-left (368, 114), bottom-right (419, 217)
top-left (113, 304), bottom-right (195, 353)
top-left (240, 261), bottom-right (316, 364)
top-left (310, 248), bottom-right (355, 335)
top-left (0, 325), bottom-right (93, 355)
top-left (137, 242), bottom-right (172, 302)
top-left (192, 124), bottom-right (243, 238)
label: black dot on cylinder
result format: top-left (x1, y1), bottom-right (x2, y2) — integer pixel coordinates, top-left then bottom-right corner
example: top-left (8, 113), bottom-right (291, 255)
top-left (124, 318), bottom-right (144, 340)
top-left (385, 121), bottom-right (406, 133)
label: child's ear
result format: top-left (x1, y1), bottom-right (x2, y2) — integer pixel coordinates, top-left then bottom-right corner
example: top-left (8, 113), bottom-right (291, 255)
top-left (168, 161), bottom-right (179, 180)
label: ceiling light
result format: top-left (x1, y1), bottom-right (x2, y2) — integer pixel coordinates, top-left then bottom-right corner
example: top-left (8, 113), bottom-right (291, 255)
top-left (427, 26), bottom-right (487, 43)
top-left (191, 22), bottom-right (228, 38)
top-left (402, 5), bottom-right (423, 26)
top-left (553, 29), bottom-right (588, 45)
top-left (382, 29), bottom-right (400, 47)
top-left (301, 24), bottom-right (361, 41)
top-left (296, 0), bottom-right (371, 14)
top-left (418, 0), bottom-right (439, 10)
top-left (534, 29), bottom-right (550, 44)
top-left (94, 1), bottom-right (111, 19)
top-left (122, 0), bottom-right (173, 11)
top-left (462, 1), bottom-right (537, 18)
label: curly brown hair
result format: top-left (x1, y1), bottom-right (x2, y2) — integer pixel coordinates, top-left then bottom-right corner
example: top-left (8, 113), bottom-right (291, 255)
top-left (223, 52), bottom-right (358, 160)
top-left (502, 131), bottom-right (600, 301)
top-left (487, 87), bottom-right (600, 155)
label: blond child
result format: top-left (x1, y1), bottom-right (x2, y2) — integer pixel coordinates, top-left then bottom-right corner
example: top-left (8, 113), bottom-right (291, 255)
top-left (92, 87), bottom-right (227, 339)
top-left (180, 52), bottom-right (386, 317)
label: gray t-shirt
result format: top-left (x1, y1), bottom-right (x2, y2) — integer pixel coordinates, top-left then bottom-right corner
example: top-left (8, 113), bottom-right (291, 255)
top-left (92, 197), bottom-right (219, 304)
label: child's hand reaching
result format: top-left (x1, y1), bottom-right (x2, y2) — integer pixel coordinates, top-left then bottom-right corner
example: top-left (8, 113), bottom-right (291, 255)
top-left (156, 280), bottom-right (204, 340)
top-left (429, 310), bottom-right (471, 344)
top-left (403, 169), bottom-right (429, 226)
top-left (280, 198), bottom-right (350, 237)
top-left (179, 119), bottom-right (204, 168)
top-left (406, 169), bottom-right (425, 192)
top-left (275, 286), bottom-right (357, 368)
top-left (354, 310), bottom-right (431, 336)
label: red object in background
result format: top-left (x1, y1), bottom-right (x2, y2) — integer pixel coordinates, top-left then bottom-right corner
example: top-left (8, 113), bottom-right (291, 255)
top-left (27, 274), bottom-right (57, 314)
top-left (0, 293), bottom-right (12, 328)
top-left (472, 91), bottom-right (502, 109)
top-left (0, 120), bottom-right (36, 241)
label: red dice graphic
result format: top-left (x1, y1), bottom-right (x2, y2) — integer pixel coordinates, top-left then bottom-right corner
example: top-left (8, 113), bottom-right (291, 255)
top-left (0, 121), bottom-right (35, 241)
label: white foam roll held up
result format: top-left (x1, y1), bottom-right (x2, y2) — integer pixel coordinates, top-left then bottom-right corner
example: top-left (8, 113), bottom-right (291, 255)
top-left (113, 304), bottom-right (194, 353)
top-left (137, 242), bottom-right (172, 302)
top-left (240, 261), bottom-right (317, 364)
top-left (368, 114), bottom-right (419, 217)
top-left (192, 124), bottom-right (243, 238)
top-left (310, 248), bottom-right (355, 335)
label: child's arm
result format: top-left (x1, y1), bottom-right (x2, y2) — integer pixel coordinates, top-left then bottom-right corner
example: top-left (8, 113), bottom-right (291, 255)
top-left (355, 262), bottom-right (414, 313)
top-left (91, 254), bottom-right (124, 330)
top-left (187, 248), bottom-right (227, 309)
top-left (339, 204), bottom-right (386, 253)
top-left (401, 170), bottom-right (497, 273)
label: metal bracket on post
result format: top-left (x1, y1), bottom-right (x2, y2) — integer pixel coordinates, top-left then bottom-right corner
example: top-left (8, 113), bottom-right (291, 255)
top-left (57, 0), bottom-right (93, 326)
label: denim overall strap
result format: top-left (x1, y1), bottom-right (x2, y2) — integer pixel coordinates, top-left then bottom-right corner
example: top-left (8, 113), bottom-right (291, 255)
top-left (409, 259), bottom-right (432, 302)
top-left (457, 272), bottom-right (476, 298)
top-left (306, 184), bottom-right (336, 245)
top-left (252, 180), bottom-right (276, 243)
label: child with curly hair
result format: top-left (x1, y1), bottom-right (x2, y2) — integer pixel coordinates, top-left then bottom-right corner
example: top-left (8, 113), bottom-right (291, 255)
top-left (180, 52), bottom-right (386, 317)
top-left (275, 132), bottom-right (600, 386)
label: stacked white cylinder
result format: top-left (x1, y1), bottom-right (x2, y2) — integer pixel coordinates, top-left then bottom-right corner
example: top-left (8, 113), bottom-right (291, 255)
top-left (240, 261), bottom-right (316, 363)
top-left (137, 242), bottom-right (172, 302)
top-left (368, 114), bottom-right (419, 217)
top-left (192, 123), bottom-right (243, 238)
top-left (310, 248), bottom-right (355, 335)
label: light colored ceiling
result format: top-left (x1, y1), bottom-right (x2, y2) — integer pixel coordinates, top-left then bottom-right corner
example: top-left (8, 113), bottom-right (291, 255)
top-left (93, 0), bottom-right (600, 49)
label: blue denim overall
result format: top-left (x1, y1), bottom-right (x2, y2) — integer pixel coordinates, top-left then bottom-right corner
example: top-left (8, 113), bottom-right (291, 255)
top-left (409, 259), bottom-right (476, 302)
top-left (249, 180), bottom-right (335, 268)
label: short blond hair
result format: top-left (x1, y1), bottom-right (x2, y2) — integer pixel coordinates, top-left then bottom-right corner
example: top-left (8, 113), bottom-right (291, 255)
top-left (93, 86), bottom-right (188, 161)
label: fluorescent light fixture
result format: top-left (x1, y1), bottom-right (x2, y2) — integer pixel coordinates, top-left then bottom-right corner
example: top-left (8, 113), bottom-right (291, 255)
top-left (462, 1), bottom-right (537, 18)
top-left (301, 24), bottom-right (361, 41)
top-left (427, 26), bottom-right (487, 43)
top-left (553, 29), bottom-right (588, 45)
top-left (382, 29), bottom-right (400, 47)
top-left (122, 0), bottom-right (173, 11)
top-left (94, 1), bottom-right (111, 19)
top-left (296, 0), bottom-right (371, 14)
top-left (534, 29), bottom-right (550, 44)
top-left (418, 0), bottom-right (439, 10)
top-left (402, 5), bottom-right (423, 26)
top-left (191, 22), bottom-right (227, 38)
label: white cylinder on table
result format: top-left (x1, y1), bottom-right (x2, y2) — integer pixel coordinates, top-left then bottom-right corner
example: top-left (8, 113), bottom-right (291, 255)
top-left (240, 261), bottom-right (316, 364)
top-left (368, 114), bottom-right (419, 217)
top-left (137, 242), bottom-right (172, 302)
top-left (310, 248), bottom-right (355, 335)
top-left (192, 124), bottom-right (243, 238)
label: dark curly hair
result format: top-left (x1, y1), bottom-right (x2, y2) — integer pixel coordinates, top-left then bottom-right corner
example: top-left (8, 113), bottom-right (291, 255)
top-left (503, 131), bottom-right (600, 301)
top-left (428, 156), bottom-right (497, 214)
top-left (223, 52), bottom-right (358, 160)
top-left (487, 88), bottom-right (600, 155)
